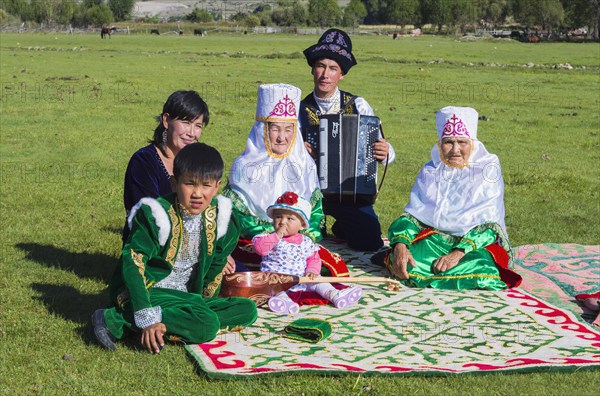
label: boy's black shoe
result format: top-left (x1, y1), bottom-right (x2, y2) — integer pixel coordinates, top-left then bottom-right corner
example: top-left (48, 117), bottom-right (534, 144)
top-left (92, 309), bottom-right (117, 350)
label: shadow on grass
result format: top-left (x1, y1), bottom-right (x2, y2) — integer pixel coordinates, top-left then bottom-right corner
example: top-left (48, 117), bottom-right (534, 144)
top-left (31, 282), bottom-right (108, 346)
top-left (31, 283), bottom-right (108, 324)
top-left (16, 242), bottom-right (116, 283)
top-left (30, 282), bottom-right (143, 351)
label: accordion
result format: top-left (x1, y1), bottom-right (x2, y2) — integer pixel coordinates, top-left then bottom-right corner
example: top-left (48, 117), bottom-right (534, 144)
top-left (309, 114), bottom-right (383, 205)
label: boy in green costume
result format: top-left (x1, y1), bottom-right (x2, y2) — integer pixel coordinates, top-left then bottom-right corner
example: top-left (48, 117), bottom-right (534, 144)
top-left (93, 143), bottom-right (257, 353)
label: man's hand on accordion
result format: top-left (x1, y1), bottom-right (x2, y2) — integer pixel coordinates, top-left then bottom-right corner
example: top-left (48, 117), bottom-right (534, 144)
top-left (304, 141), bottom-right (317, 159)
top-left (373, 138), bottom-right (390, 162)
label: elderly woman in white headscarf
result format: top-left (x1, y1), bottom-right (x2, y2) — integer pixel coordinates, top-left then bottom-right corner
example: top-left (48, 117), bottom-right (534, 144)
top-left (223, 84), bottom-right (347, 277)
top-left (387, 106), bottom-right (521, 290)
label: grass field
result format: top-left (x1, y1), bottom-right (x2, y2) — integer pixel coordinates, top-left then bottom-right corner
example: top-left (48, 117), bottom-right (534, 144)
top-left (1, 32), bottom-right (599, 394)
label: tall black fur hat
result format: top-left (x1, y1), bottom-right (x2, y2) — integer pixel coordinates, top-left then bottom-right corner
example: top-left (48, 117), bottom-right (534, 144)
top-left (303, 28), bottom-right (357, 75)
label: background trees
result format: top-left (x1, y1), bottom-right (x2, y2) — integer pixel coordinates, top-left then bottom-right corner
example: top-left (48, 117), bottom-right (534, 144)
top-left (420, 0), bottom-right (452, 32)
top-left (308, 0), bottom-right (341, 27)
top-left (108, 0), bottom-right (135, 22)
top-left (0, 0), bottom-right (131, 27)
top-left (512, 0), bottom-right (564, 30)
top-left (0, 0), bottom-right (597, 38)
top-left (343, 0), bottom-right (367, 27)
top-left (561, 0), bottom-right (599, 38)
top-left (271, 1), bottom-right (307, 26)
top-left (186, 8), bottom-right (214, 23)
top-left (83, 3), bottom-right (113, 27)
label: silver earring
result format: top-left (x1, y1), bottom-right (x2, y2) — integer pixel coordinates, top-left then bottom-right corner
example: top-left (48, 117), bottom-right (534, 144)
top-left (162, 129), bottom-right (168, 144)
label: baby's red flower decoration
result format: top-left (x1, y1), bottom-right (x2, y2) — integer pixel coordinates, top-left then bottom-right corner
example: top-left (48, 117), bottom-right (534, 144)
top-left (277, 191), bottom-right (298, 205)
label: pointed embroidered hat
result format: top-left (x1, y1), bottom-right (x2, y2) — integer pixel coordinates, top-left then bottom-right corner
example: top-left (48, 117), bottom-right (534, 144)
top-left (303, 28), bottom-right (357, 75)
top-left (266, 191), bottom-right (311, 228)
top-left (256, 83), bottom-right (301, 122)
top-left (435, 106), bottom-right (478, 141)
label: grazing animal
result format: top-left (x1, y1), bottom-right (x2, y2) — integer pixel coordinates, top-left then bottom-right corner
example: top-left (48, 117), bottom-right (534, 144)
top-left (101, 27), bottom-right (116, 39)
top-left (151, 29), bottom-right (160, 35)
top-left (193, 29), bottom-right (204, 36)
top-left (393, 32), bottom-right (398, 40)
top-left (527, 34), bottom-right (540, 43)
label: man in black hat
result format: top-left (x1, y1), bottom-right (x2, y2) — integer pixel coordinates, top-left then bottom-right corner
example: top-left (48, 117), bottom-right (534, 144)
top-left (299, 28), bottom-right (396, 252)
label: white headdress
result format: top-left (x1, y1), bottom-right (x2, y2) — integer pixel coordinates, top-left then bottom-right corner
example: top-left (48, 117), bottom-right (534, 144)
top-left (228, 84), bottom-right (319, 222)
top-left (404, 106), bottom-right (507, 237)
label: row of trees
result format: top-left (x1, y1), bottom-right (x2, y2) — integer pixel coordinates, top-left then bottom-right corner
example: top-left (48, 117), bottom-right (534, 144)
top-left (1, 0), bottom-right (598, 39)
top-left (0, 0), bottom-right (134, 26)
top-left (230, 0), bottom-right (597, 36)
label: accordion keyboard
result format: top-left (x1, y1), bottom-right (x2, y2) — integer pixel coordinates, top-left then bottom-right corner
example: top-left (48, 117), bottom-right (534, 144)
top-left (317, 114), bottom-right (381, 204)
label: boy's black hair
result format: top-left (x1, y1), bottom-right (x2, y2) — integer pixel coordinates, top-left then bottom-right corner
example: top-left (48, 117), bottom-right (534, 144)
top-left (173, 143), bottom-right (224, 182)
top-left (151, 90), bottom-right (210, 157)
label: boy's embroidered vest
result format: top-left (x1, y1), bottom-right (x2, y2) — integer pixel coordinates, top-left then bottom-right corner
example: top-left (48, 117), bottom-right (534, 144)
top-left (299, 90), bottom-right (358, 146)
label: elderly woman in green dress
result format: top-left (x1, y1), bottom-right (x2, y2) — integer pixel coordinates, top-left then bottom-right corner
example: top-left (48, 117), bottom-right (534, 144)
top-left (223, 83), bottom-right (348, 277)
top-left (387, 106), bottom-right (521, 290)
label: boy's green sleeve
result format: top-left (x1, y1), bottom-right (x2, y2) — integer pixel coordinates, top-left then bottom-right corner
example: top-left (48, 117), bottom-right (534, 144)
top-left (388, 214), bottom-right (423, 247)
top-left (120, 206), bottom-right (161, 312)
top-left (202, 213), bottom-right (240, 298)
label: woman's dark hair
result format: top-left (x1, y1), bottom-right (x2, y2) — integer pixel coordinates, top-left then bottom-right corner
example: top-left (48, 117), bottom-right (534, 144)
top-left (151, 90), bottom-right (210, 156)
top-left (173, 143), bottom-right (224, 182)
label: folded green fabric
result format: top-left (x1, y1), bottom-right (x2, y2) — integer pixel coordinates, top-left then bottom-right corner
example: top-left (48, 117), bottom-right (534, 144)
top-left (283, 318), bottom-right (332, 343)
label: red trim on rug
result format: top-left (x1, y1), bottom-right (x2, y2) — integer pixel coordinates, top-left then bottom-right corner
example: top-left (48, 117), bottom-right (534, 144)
top-left (485, 243), bottom-right (522, 288)
top-left (196, 340), bottom-right (245, 369)
top-left (505, 289), bottom-right (600, 347)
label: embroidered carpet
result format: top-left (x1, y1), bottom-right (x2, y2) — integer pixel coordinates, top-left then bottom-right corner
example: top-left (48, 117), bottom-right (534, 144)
top-left (186, 242), bottom-right (600, 378)
top-left (514, 244), bottom-right (600, 321)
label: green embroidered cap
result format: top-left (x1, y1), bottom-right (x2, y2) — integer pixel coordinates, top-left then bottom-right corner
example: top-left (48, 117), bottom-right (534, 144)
top-left (283, 318), bottom-right (332, 343)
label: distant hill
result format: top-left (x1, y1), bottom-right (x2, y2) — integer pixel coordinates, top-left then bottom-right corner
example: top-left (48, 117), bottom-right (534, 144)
top-left (132, 0), bottom-right (350, 19)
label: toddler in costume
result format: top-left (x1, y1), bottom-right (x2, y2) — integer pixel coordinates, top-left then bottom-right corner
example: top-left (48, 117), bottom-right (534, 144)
top-left (253, 191), bottom-right (362, 314)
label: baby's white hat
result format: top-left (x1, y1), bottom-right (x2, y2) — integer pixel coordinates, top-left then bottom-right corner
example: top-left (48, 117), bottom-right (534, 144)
top-left (266, 191), bottom-right (311, 228)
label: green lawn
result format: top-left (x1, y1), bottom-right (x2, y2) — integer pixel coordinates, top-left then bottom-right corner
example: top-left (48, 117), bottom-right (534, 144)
top-left (1, 32), bottom-right (599, 394)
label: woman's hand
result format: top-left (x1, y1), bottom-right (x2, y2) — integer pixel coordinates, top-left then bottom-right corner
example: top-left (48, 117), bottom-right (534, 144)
top-left (391, 243), bottom-right (414, 279)
top-left (304, 269), bottom-right (319, 279)
top-left (222, 255), bottom-right (236, 275)
top-left (433, 249), bottom-right (465, 274)
top-left (141, 322), bottom-right (167, 354)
